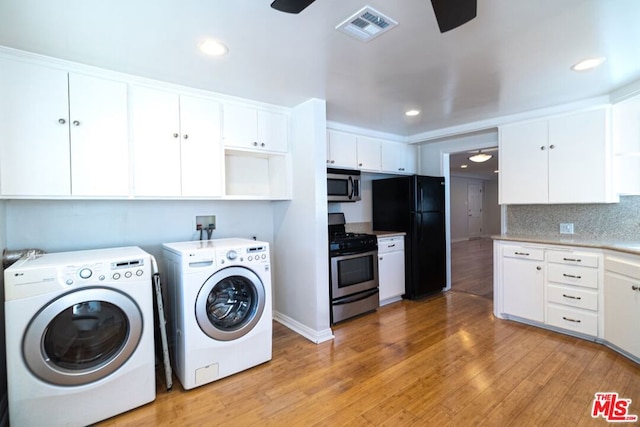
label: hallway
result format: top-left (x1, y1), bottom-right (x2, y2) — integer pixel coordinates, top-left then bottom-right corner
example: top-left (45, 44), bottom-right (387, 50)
top-left (451, 237), bottom-right (494, 299)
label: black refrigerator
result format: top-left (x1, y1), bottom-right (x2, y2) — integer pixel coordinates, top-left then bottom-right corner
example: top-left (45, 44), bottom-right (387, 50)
top-left (372, 175), bottom-right (446, 299)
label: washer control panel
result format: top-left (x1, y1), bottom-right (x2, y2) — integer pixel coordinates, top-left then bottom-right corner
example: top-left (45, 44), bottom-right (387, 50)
top-left (218, 245), bottom-right (269, 266)
top-left (61, 258), bottom-right (147, 286)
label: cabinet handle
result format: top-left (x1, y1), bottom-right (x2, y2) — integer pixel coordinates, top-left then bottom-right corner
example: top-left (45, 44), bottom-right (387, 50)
top-left (331, 160), bottom-right (335, 164)
top-left (549, 144), bottom-right (555, 149)
top-left (253, 141), bottom-right (258, 146)
top-left (562, 316), bottom-right (581, 323)
top-left (540, 146), bottom-right (546, 150)
top-left (72, 120), bottom-right (80, 126)
top-left (359, 163), bottom-right (363, 167)
top-left (261, 142), bottom-right (266, 147)
top-left (379, 257), bottom-right (383, 261)
top-left (536, 266), bottom-right (542, 271)
top-left (514, 252), bottom-right (530, 256)
top-left (632, 285), bottom-right (640, 291)
top-left (388, 244), bottom-right (396, 248)
top-left (562, 273), bottom-right (582, 279)
top-left (562, 294), bottom-right (582, 300)
top-left (563, 257), bottom-right (581, 262)
top-left (58, 118), bottom-right (66, 124)
top-left (183, 134), bottom-right (189, 139)
top-left (173, 133), bottom-right (179, 138)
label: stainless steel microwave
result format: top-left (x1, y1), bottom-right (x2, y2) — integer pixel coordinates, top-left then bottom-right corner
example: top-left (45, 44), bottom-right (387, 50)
top-left (327, 168), bottom-right (361, 202)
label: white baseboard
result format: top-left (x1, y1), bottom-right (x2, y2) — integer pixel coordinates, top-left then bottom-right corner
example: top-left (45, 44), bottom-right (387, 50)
top-left (273, 311), bottom-right (334, 344)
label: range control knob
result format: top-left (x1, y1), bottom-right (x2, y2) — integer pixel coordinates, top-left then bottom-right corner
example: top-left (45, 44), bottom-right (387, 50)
top-left (226, 250), bottom-right (238, 261)
top-left (78, 268), bottom-right (92, 279)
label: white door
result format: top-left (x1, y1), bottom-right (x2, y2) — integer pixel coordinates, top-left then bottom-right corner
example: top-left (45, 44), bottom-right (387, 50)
top-left (467, 183), bottom-right (483, 239)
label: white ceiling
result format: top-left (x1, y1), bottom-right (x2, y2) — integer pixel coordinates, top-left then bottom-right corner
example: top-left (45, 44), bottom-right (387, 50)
top-left (1, 0), bottom-right (639, 139)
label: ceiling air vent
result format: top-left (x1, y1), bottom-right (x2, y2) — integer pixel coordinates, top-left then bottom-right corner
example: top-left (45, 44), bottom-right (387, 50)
top-left (336, 6), bottom-right (398, 42)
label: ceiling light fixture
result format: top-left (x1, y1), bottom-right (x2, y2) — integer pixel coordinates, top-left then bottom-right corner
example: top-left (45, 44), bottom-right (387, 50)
top-left (571, 57), bottom-right (606, 72)
top-left (468, 151), bottom-right (492, 163)
top-left (405, 109), bottom-right (420, 117)
top-left (198, 39), bottom-right (229, 56)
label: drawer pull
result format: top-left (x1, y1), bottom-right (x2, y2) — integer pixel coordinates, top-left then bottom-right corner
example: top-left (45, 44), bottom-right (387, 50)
top-left (388, 244), bottom-right (396, 248)
top-left (563, 257), bottom-right (582, 262)
top-left (562, 316), bottom-right (581, 323)
top-left (632, 285), bottom-right (640, 291)
top-left (562, 273), bottom-right (582, 279)
top-left (562, 294), bottom-right (581, 300)
top-left (514, 252), bottom-right (530, 256)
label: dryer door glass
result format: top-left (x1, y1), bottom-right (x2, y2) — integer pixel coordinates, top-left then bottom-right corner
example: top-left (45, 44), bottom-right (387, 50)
top-left (43, 301), bottom-right (128, 370)
top-left (196, 266), bottom-right (266, 341)
top-left (23, 288), bottom-right (143, 386)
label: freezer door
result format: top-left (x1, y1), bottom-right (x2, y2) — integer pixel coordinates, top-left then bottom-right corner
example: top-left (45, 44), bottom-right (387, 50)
top-left (416, 176), bottom-right (445, 212)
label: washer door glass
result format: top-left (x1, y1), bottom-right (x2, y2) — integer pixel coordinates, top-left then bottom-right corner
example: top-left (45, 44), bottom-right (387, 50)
top-left (196, 266), bottom-right (265, 341)
top-left (24, 288), bottom-right (143, 386)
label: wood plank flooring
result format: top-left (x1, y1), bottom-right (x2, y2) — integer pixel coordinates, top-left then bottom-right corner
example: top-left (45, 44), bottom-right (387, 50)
top-left (451, 237), bottom-right (493, 299)
top-left (97, 239), bottom-right (640, 426)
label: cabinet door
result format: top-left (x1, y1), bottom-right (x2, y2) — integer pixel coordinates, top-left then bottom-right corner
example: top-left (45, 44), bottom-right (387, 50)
top-left (222, 103), bottom-right (258, 149)
top-left (257, 110), bottom-right (288, 152)
top-left (179, 95), bottom-right (223, 197)
top-left (68, 74), bottom-right (129, 196)
top-left (356, 136), bottom-right (381, 171)
top-left (381, 141), bottom-right (416, 174)
top-left (502, 257), bottom-right (545, 322)
top-left (499, 121), bottom-right (548, 204)
top-left (548, 108), bottom-right (612, 203)
top-left (605, 273), bottom-right (640, 358)
top-left (327, 131), bottom-right (357, 169)
top-left (0, 59), bottom-right (71, 196)
top-left (130, 86), bottom-right (182, 196)
top-left (378, 249), bottom-right (405, 302)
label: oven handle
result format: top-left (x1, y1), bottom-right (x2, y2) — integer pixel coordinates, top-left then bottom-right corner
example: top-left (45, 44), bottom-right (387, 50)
top-left (333, 288), bottom-right (379, 306)
top-left (331, 249), bottom-right (378, 260)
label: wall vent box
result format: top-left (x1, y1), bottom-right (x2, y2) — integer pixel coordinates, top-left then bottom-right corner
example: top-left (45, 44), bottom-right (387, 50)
top-left (196, 215), bottom-right (216, 231)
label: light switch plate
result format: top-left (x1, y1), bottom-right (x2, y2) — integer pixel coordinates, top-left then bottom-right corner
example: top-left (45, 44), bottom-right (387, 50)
top-left (559, 223), bottom-right (574, 234)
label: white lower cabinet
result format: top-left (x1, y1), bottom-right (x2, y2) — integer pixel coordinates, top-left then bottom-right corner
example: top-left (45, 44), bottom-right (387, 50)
top-left (499, 245), bottom-right (545, 322)
top-left (377, 235), bottom-right (405, 305)
top-left (604, 254), bottom-right (640, 360)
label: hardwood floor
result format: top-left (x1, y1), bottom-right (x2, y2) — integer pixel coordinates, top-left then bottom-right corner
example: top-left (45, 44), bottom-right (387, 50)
top-left (451, 237), bottom-right (494, 299)
top-left (97, 240), bottom-right (640, 426)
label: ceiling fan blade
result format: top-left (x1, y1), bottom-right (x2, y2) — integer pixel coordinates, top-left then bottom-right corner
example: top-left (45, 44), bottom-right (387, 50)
top-left (430, 0), bottom-right (477, 33)
top-left (270, 0), bottom-right (316, 14)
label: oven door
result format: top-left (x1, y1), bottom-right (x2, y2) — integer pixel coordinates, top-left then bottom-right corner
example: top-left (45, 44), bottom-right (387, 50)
top-left (330, 250), bottom-right (378, 299)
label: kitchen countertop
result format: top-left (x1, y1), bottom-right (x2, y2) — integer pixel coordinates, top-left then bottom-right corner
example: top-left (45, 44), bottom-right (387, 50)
top-left (372, 231), bottom-right (407, 238)
top-left (493, 234), bottom-right (640, 256)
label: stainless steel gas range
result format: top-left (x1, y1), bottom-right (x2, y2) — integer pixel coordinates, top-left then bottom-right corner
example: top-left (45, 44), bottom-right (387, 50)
top-left (328, 213), bottom-right (379, 324)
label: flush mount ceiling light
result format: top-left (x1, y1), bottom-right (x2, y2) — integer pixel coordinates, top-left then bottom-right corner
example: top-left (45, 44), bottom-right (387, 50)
top-left (198, 39), bottom-right (229, 56)
top-left (405, 109), bottom-right (421, 117)
top-left (468, 150), bottom-right (492, 163)
top-left (571, 57), bottom-right (606, 72)
top-left (460, 164), bottom-right (468, 169)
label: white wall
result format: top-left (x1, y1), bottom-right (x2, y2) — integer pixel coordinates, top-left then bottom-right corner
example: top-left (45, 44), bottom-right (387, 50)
top-left (0, 200), bottom-right (6, 425)
top-left (272, 99), bottom-right (333, 343)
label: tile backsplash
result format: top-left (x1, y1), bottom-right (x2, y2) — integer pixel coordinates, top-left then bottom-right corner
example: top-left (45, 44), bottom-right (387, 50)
top-left (506, 195), bottom-right (640, 240)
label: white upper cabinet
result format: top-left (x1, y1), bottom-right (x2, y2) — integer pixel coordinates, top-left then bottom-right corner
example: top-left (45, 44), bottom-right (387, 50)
top-left (327, 130), bottom-right (357, 169)
top-left (0, 58), bottom-right (128, 197)
top-left (356, 136), bottom-right (381, 171)
top-left (223, 103), bottom-right (288, 153)
top-left (612, 95), bottom-right (640, 195)
top-left (131, 86), bottom-right (222, 197)
top-left (381, 142), bottom-right (417, 174)
top-left (499, 107), bottom-right (616, 204)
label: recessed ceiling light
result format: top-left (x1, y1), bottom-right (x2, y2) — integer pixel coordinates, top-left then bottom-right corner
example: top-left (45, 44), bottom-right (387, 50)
top-left (405, 109), bottom-right (420, 117)
top-left (460, 164), bottom-right (468, 169)
top-left (198, 39), bottom-right (229, 56)
top-left (571, 57), bottom-right (606, 72)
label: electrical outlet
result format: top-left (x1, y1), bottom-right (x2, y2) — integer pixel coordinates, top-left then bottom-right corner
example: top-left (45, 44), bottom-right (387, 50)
top-left (196, 215), bottom-right (216, 231)
top-left (559, 223), bottom-right (574, 234)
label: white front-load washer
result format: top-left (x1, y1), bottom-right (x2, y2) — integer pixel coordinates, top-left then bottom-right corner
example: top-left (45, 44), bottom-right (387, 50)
top-left (162, 238), bottom-right (272, 390)
top-left (4, 247), bottom-right (156, 427)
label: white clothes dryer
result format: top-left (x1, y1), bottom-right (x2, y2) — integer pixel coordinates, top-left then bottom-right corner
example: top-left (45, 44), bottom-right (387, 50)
top-left (162, 238), bottom-right (272, 390)
top-left (4, 247), bottom-right (156, 427)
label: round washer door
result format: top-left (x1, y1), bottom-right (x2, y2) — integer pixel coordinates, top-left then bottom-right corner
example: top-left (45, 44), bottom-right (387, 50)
top-left (23, 287), bottom-right (143, 386)
top-left (195, 266), bottom-right (266, 341)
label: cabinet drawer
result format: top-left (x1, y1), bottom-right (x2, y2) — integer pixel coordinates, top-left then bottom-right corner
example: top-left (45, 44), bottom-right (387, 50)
top-left (547, 284), bottom-right (598, 311)
top-left (547, 263), bottom-right (598, 289)
top-left (605, 256), bottom-right (640, 279)
top-left (502, 247), bottom-right (544, 261)
top-left (547, 305), bottom-right (598, 336)
top-left (377, 236), bottom-right (404, 254)
top-left (547, 251), bottom-right (599, 267)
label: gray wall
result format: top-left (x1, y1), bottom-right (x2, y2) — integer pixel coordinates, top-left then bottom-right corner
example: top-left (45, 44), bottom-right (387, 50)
top-left (450, 176), bottom-right (501, 241)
